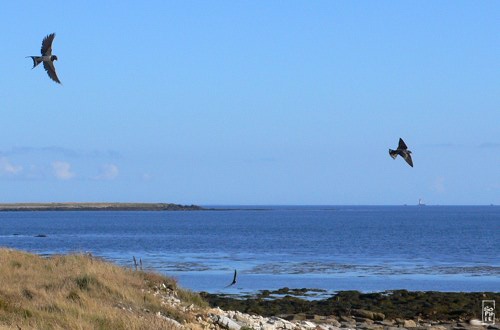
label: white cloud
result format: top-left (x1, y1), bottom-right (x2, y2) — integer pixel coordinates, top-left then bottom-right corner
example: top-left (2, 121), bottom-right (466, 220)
top-left (95, 163), bottom-right (119, 180)
top-left (0, 157), bottom-right (23, 175)
top-left (52, 161), bottom-right (75, 180)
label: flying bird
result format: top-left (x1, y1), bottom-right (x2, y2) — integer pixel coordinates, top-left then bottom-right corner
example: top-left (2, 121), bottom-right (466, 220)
top-left (225, 269), bottom-right (237, 288)
top-left (389, 138), bottom-right (413, 167)
top-left (27, 33), bottom-right (61, 84)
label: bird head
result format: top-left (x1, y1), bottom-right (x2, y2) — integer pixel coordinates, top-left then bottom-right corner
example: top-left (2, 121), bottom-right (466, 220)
top-left (51, 55), bottom-right (58, 61)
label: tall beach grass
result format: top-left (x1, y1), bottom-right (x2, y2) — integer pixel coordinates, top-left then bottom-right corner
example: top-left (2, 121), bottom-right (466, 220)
top-left (0, 249), bottom-right (206, 329)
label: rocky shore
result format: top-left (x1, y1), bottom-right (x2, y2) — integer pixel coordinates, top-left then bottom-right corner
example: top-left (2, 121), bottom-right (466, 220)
top-left (206, 307), bottom-right (500, 330)
top-left (200, 289), bottom-right (499, 330)
top-left (132, 281), bottom-right (500, 330)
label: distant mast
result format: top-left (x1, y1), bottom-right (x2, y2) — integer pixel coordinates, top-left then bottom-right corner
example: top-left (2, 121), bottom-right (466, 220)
top-left (418, 198), bottom-right (426, 206)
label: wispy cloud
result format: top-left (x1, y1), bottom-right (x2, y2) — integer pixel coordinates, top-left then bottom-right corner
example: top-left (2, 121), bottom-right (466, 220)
top-left (1, 146), bottom-right (121, 159)
top-left (52, 161), bottom-right (75, 180)
top-left (479, 142), bottom-right (500, 149)
top-left (0, 157), bottom-right (23, 175)
top-left (94, 163), bottom-right (119, 180)
top-left (425, 142), bottom-right (500, 149)
top-left (424, 143), bottom-right (460, 149)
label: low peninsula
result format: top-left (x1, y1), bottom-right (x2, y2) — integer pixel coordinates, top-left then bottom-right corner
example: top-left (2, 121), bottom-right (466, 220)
top-left (0, 202), bottom-right (204, 211)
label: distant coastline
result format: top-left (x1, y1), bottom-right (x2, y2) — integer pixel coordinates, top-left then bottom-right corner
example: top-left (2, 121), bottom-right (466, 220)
top-left (0, 202), bottom-right (204, 211)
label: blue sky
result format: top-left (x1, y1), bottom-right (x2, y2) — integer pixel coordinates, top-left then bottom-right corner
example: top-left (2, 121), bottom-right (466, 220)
top-left (0, 1), bottom-right (498, 205)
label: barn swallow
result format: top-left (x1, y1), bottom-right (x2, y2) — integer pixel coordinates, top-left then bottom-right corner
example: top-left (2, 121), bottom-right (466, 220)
top-left (225, 269), bottom-right (237, 288)
top-left (389, 138), bottom-right (413, 167)
top-left (27, 33), bottom-right (61, 84)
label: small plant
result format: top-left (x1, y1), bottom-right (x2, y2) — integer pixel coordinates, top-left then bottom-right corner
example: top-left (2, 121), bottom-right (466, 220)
top-left (66, 290), bottom-right (80, 302)
top-left (21, 289), bottom-right (34, 300)
top-left (75, 274), bottom-right (98, 291)
top-left (10, 260), bottom-right (22, 268)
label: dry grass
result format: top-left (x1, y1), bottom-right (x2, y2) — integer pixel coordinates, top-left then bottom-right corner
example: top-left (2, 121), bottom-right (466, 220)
top-left (0, 249), bottom-right (207, 330)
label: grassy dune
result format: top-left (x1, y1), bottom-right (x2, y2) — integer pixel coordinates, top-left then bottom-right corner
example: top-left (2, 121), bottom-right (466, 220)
top-left (0, 249), bottom-right (206, 330)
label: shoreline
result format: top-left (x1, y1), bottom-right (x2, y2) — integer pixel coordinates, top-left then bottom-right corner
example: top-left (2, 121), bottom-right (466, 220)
top-left (0, 248), bottom-right (498, 329)
top-left (200, 288), bottom-right (500, 323)
top-left (0, 202), bottom-right (204, 211)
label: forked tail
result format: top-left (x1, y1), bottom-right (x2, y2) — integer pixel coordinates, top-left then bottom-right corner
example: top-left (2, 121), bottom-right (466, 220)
top-left (26, 56), bottom-right (43, 69)
top-left (388, 149), bottom-right (398, 159)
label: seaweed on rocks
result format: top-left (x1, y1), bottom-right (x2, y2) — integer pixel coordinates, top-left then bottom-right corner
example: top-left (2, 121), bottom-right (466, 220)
top-left (200, 289), bottom-right (500, 321)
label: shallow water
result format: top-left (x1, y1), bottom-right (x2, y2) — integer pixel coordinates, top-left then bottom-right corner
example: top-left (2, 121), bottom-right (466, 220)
top-left (0, 206), bottom-right (498, 294)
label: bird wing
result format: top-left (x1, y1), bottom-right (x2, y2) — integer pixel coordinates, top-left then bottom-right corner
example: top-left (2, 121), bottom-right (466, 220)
top-left (43, 61), bottom-right (61, 84)
top-left (402, 152), bottom-right (413, 167)
top-left (398, 138), bottom-right (408, 150)
top-left (224, 270), bottom-right (237, 287)
top-left (41, 33), bottom-right (56, 56)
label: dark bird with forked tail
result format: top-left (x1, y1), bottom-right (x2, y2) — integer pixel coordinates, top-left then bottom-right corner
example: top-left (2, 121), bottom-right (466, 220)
top-left (225, 269), bottom-right (237, 288)
top-left (27, 33), bottom-right (61, 84)
top-left (389, 138), bottom-right (413, 167)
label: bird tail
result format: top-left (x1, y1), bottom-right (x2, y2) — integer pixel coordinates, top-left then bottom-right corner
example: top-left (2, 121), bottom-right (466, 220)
top-left (388, 149), bottom-right (398, 159)
top-left (26, 56), bottom-right (42, 69)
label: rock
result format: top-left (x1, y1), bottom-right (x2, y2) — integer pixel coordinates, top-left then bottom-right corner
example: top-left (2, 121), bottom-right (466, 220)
top-left (339, 315), bottom-right (355, 323)
top-left (280, 314), bottom-right (295, 321)
top-left (235, 312), bottom-right (258, 326)
top-left (404, 320), bottom-right (418, 328)
top-left (340, 326), bottom-right (357, 330)
top-left (317, 325), bottom-right (342, 330)
top-left (357, 322), bottom-right (383, 330)
top-left (427, 326), bottom-right (448, 330)
top-left (376, 320), bottom-right (395, 326)
top-left (212, 315), bottom-right (241, 330)
top-left (298, 320), bottom-right (318, 329)
top-left (351, 309), bottom-right (385, 321)
top-left (293, 313), bottom-right (308, 321)
top-left (340, 322), bottom-right (357, 330)
top-left (456, 321), bottom-right (487, 329)
top-left (324, 317), bottom-right (341, 327)
top-left (156, 312), bottom-right (183, 328)
top-left (354, 317), bottom-right (374, 324)
top-left (316, 325), bottom-right (329, 330)
top-left (282, 320), bottom-right (295, 330)
top-left (261, 323), bottom-right (275, 330)
top-left (469, 319), bottom-right (483, 326)
top-left (366, 325), bottom-right (384, 330)
top-left (352, 309), bottom-right (375, 320)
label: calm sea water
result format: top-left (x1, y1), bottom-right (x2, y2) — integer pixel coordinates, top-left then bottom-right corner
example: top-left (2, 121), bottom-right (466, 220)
top-left (0, 206), bottom-right (498, 295)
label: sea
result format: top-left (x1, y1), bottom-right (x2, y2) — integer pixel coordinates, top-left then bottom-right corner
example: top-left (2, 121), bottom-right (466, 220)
top-left (0, 206), bottom-right (498, 297)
